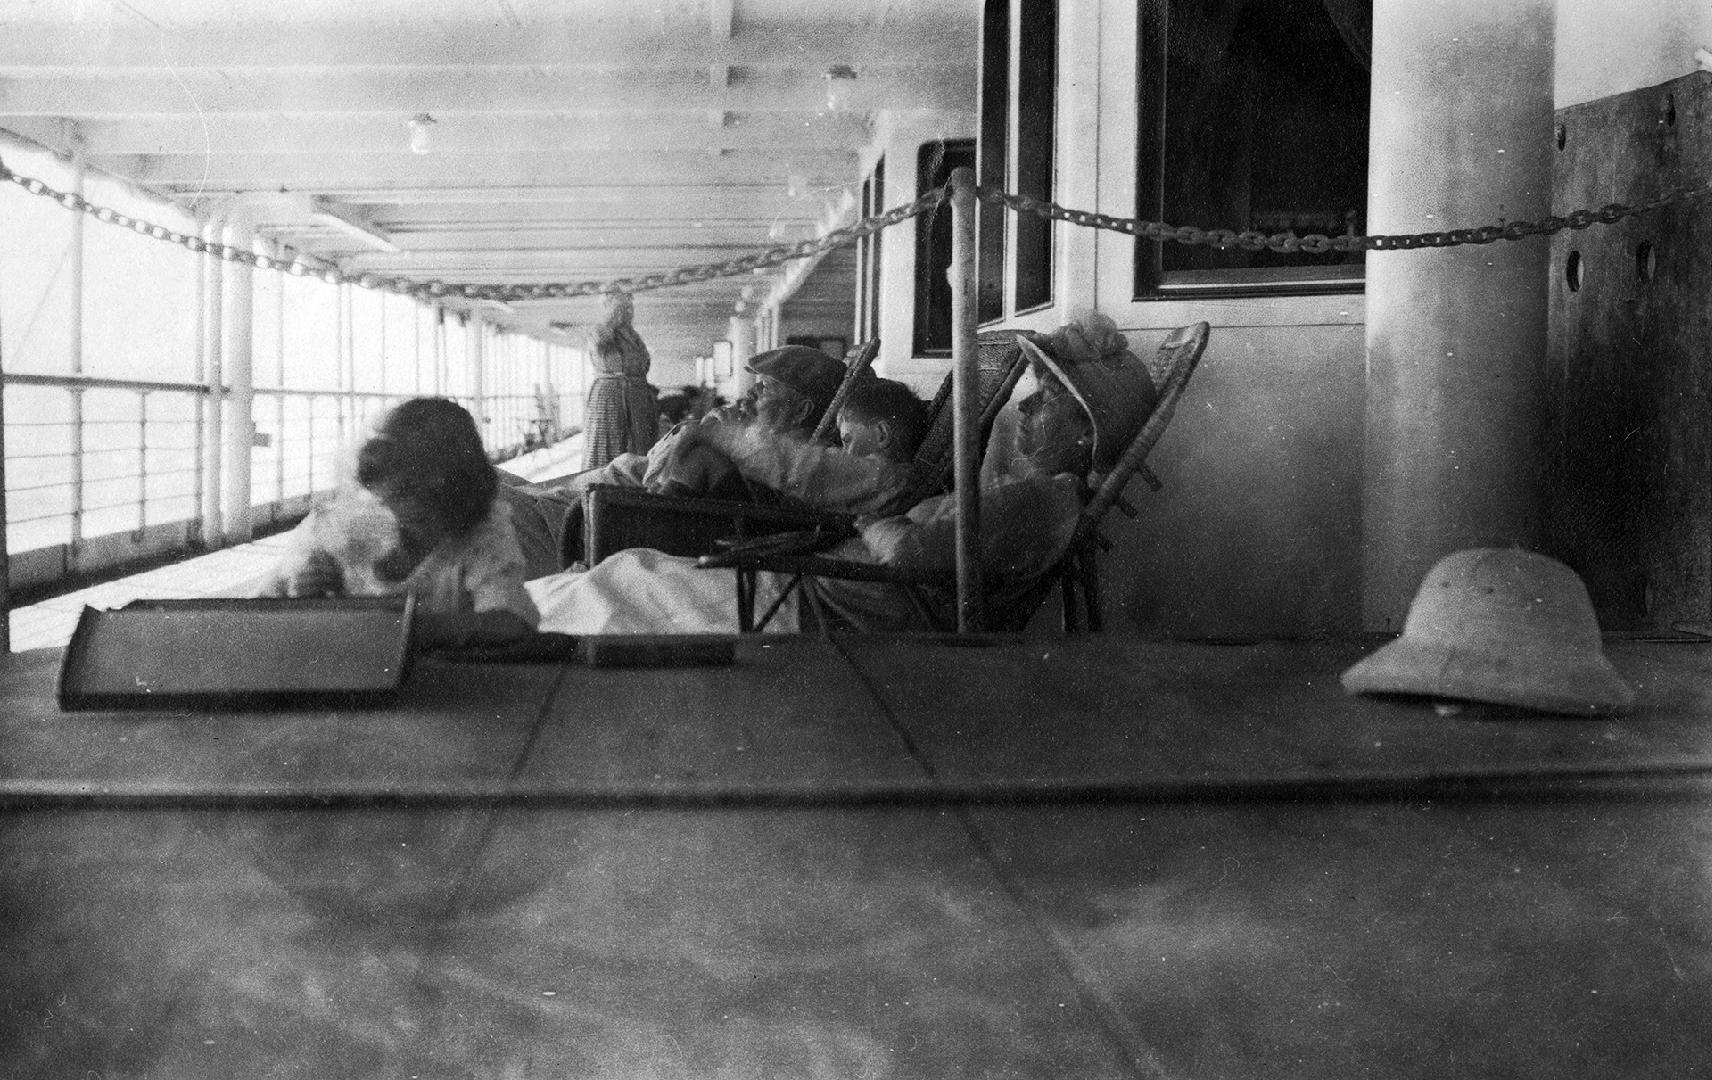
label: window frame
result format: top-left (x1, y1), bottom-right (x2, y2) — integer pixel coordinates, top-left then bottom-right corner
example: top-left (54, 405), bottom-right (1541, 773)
top-left (1010, 0), bottom-right (1058, 314)
top-left (911, 138), bottom-right (977, 357)
top-left (1132, 0), bottom-right (1370, 302)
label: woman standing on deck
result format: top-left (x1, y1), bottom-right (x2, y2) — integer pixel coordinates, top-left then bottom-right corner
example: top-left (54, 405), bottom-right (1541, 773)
top-left (581, 290), bottom-right (659, 469)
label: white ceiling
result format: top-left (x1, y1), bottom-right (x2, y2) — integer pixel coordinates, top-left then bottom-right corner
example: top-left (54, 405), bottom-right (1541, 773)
top-left (0, 0), bottom-right (978, 361)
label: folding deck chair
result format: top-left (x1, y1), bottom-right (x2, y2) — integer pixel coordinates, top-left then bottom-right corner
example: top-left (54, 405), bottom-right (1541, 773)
top-left (576, 339), bottom-right (879, 566)
top-left (578, 331), bottom-right (1032, 567)
top-left (703, 321), bottom-right (1211, 634)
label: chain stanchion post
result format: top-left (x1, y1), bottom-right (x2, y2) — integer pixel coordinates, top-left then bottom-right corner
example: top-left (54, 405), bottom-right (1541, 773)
top-left (949, 167), bottom-right (983, 634)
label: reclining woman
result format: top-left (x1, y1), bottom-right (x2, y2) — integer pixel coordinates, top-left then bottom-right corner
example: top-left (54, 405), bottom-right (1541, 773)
top-left (525, 312), bottom-right (1168, 634)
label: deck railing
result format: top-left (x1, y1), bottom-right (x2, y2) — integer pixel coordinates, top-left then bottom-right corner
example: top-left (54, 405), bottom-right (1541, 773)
top-left (2, 373), bottom-right (571, 600)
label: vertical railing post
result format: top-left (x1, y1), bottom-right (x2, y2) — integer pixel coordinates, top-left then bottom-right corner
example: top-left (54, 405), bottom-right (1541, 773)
top-left (135, 390), bottom-right (149, 537)
top-left (271, 241), bottom-right (286, 508)
top-left (306, 392), bottom-right (318, 494)
top-left (948, 166), bottom-right (983, 633)
top-left (467, 310), bottom-right (487, 452)
top-left (337, 283), bottom-right (353, 454)
top-left (432, 307), bottom-right (446, 397)
top-left (67, 147), bottom-right (86, 568)
top-left (1, 287), bottom-right (11, 652)
top-left (191, 229), bottom-right (206, 542)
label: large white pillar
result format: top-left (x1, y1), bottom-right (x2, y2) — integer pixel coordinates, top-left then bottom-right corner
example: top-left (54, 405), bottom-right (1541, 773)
top-left (198, 213), bottom-right (226, 547)
top-left (1362, 0), bottom-right (1555, 630)
top-left (221, 215), bottom-right (255, 543)
top-left (728, 315), bottom-right (755, 397)
top-left (466, 310), bottom-right (487, 445)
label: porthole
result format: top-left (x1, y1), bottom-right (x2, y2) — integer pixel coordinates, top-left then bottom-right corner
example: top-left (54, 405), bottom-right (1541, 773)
top-left (1635, 240), bottom-right (1655, 283)
top-left (1564, 250), bottom-right (1582, 293)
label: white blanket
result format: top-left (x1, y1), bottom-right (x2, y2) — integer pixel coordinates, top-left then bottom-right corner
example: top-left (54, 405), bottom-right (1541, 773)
top-left (526, 548), bottom-right (799, 635)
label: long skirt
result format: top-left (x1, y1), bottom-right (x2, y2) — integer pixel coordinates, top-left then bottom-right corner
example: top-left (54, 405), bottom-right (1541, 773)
top-left (582, 374), bottom-right (659, 469)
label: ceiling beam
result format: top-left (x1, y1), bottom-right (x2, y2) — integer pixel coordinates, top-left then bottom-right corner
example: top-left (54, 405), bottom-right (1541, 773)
top-left (342, 245), bottom-right (814, 271)
top-left (0, 67), bottom-right (972, 116)
top-left (0, 25), bottom-right (976, 70)
top-left (267, 224), bottom-right (817, 250)
top-left (161, 178), bottom-right (859, 208)
top-left (309, 197), bottom-right (402, 253)
top-left (4, 112), bottom-right (874, 156)
top-left (97, 149), bottom-right (856, 192)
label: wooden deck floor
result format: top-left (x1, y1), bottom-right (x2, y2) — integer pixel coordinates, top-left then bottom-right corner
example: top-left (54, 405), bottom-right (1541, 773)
top-left (2, 633), bottom-right (1710, 1078)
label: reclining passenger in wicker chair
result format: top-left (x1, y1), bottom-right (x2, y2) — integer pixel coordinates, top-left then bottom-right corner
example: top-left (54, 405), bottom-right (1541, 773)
top-left (524, 313), bottom-right (1202, 635)
top-left (503, 344), bottom-right (911, 575)
top-left (771, 312), bottom-right (1175, 633)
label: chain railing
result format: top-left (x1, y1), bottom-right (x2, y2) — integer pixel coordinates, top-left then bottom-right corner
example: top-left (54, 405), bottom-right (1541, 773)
top-left (7, 152), bottom-right (1711, 305)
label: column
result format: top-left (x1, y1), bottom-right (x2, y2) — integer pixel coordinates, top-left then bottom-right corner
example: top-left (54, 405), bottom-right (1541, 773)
top-left (199, 213), bottom-right (225, 547)
top-left (221, 215), bottom-right (255, 543)
top-left (466, 310), bottom-right (487, 448)
top-left (1362, 0), bottom-right (1555, 630)
top-left (728, 315), bottom-right (755, 397)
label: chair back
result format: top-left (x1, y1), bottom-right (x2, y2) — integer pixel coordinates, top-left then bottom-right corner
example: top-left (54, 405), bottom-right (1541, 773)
top-left (901, 329), bottom-right (1033, 504)
top-left (809, 338), bottom-right (882, 445)
top-left (1071, 321), bottom-right (1210, 549)
top-left (989, 321), bottom-right (1211, 633)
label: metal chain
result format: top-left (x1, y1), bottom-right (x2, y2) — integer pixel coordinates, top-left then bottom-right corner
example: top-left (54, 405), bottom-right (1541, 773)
top-left (976, 181), bottom-right (1712, 253)
top-left (4, 151), bottom-right (1706, 303)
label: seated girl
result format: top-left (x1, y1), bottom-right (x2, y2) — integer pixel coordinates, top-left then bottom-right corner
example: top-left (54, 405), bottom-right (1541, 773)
top-left (256, 397), bottom-right (539, 648)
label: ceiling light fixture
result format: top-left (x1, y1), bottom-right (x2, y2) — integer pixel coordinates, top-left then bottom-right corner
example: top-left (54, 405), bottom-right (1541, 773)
top-left (407, 113), bottom-right (438, 154)
top-left (823, 65), bottom-right (858, 113)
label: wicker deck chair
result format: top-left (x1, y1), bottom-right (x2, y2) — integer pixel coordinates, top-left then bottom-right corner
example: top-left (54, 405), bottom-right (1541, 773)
top-left (580, 332), bottom-right (1030, 566)
top-left (578, 340), bottom-right (879, 565)
top-left (703, 321), bottom-right (1211, 634)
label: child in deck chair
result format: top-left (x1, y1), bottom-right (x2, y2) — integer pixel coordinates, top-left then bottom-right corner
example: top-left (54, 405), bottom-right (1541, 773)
top-left (256, 397), bottom-right (539, 648)
top-left (836, 377), bottom-right (928, 464)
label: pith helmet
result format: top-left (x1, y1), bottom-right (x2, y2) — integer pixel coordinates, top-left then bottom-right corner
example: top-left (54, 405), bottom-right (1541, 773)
top-left (1341, 547), bottom-right (1635, 716)
top-left (1015, 314), bottom-right (1175, 472)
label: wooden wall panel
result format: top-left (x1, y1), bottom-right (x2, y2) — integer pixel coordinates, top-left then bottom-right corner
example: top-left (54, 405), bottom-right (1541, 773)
top-left (1547, 70), bottom-right (1712, 629)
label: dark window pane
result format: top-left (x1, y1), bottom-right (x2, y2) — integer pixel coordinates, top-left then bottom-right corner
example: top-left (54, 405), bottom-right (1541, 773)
top-left (977, 0), bottom-right (1009, 324)
top-left (1137, 0), bottom-right (1369, 297)
top-left (1014, 0), bottom-right (1057, 311)
top-left (914, 139), bottom-right (976, 356)
top-left (858, 159), bottom-right (884, 344)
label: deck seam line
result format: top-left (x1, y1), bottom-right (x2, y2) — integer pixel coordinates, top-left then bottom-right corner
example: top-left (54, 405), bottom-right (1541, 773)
top-left (824, 637), bottom-right (1176, 1080)
top-left (437, 663), bottom-right (575, 920)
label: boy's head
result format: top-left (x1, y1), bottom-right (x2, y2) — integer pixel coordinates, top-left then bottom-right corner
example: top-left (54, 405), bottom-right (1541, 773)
top-left (837, 377), bottom-right (928, 462)
top-left (356, 398), bottom-right (497, 577)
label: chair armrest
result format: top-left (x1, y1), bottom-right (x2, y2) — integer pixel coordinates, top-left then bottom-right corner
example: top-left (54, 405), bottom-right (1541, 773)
top-left (696, 549), bottom-right (946, 587)
top-left (582, 484), bottom-right (854, 565)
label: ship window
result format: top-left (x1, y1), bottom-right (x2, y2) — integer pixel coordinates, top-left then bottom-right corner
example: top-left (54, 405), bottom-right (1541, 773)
top-left (1135, 0), bottom-right (1370, 299)
top-left (913, 138), bottom-right (976, 357)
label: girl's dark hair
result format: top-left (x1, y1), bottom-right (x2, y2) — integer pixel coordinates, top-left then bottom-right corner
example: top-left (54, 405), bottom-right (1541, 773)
top-left (356, 398), bottom-right (497, 538)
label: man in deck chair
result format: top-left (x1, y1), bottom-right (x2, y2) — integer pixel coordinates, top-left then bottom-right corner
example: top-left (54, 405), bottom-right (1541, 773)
top-left (525, 312), bottom-right (1163, 634)
top-left (503, 345), bottom-right (915, 575)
